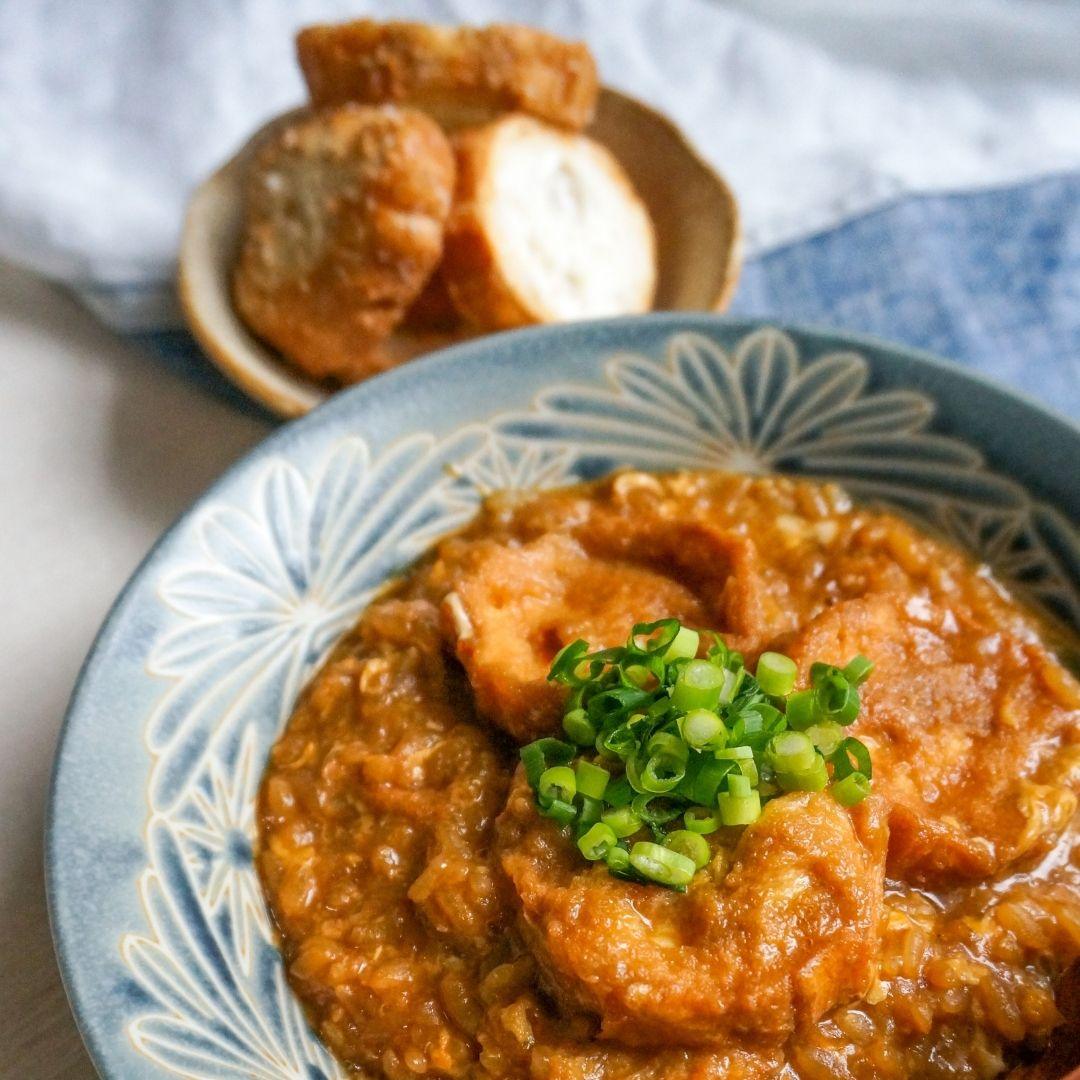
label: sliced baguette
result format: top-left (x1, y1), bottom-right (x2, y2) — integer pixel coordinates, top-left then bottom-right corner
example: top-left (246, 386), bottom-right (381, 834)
top-left (231, 104), bottom-right (454, 384)
top-left (442, 115), bottom-right (656, 330)
top-left (296, 20), bottom-right (598, 131)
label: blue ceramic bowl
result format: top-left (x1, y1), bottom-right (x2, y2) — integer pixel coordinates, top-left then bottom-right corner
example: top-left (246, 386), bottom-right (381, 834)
top-left (48, 316), bottom-right (1080, 1078)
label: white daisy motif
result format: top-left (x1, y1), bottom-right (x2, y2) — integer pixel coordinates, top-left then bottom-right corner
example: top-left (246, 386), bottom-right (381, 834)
top-left (452, 435), bottom-right (579, 496)
top-left (172, 725), bottom-right (269, 974)
top-left (146, 433), bottom-right (485, 813)
top-left (123, 817), bottom-right (343, 1080)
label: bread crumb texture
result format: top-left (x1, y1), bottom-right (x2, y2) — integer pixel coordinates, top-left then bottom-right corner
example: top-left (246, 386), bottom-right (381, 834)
top-left (442, 115), bottom-right (656, 330)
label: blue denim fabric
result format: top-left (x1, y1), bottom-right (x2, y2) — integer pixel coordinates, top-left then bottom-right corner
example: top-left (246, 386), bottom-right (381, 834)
top-left (729, 172), bottom-right (1080, 422)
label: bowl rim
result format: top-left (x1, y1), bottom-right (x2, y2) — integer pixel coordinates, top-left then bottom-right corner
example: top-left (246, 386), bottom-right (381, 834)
top-left (45, 313), bottom-right (1080, 1078)
top-left (177, 86), bottom-right (743, 419)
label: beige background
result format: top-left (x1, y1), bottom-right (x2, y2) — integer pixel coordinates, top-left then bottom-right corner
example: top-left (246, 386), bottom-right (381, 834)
top-left (0, 261), bottom-right (271, 1078)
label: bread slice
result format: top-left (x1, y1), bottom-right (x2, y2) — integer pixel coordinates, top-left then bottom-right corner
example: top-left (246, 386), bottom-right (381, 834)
top-left (231, 104), bottom-right (454, 384)
top-left (441, 115), bottom-right (656, 330)
top-left (296, 21), bottom-right (598, 131)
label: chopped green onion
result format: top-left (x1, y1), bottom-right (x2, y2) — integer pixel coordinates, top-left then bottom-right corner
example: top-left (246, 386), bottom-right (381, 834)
top-left (683, 806), bottom-right (721, 834)
top-left (679, 708), bottom-right (728, 750)
top-left (664, 829), bottom-right (710, 869)
top-left (577, 795), bottom-right (603, 831)
top-left (664, 626), bottom-right (700, 662)
top-left (685, 756), bottom-right (736, 805)
top-left (637, 752), bottom-right (685, 794)
top-left (726, 772), bottom-right (752, 799)
top-left (538, 765), bottom-right (576, 805)
top-left (520, 738), bottom-right (575, 787)
top-left (777, 754), bottom-right (828, 792)
top-left (728, 703), bottom-right (784, 751)
top-left (574, 760), bottom-right (610, 800)
top-left (832, 771), bottom-right (871, 806)
top-left (717, 788), bottom-right (761, 826)
top-left (540, 797), bottom-right (577, 825)
top-left (717, 666), bottom-right (742, 706)
top-left (577, 822), bottom-right (618, 860)
top-left (547, 640), bottom-right (590, 686)
top-left (601, 805), bottom-right (644, 838)
top-left (767, 730), bottom-right (817, 775)
top-left (587, 686), bottom-right (652, 724)
top-left (646, 731), bottom-right (689, 763)
top-left (631, 793), bottom-right (684, 826)
top-left (622, 664), bottom-right (653, 688)
top-left (605, 844), bottom-right (631, 871)
top-left (534, 615), bottom-right (874, 887)
top-left (671, 660), bottom-right (727, 712)
top-left (563, 707), bottom-right (597, 746)
top-left (831, 736), bottom-right (873, 780)
top-left (815, 674), bottom-right (860, 726)
top-left (718, 744), bottom-right (753, 760)
top-left (805, 721), bottom-right (845, 756)
top-left (717, 746), bottom-right (759, 786)
top-left (756, 651), bottom-right (798, 697)
top-left (842, 654), bottom-right (874, 686)
top-left (631, 619), bottom-right (681, 655)
top-left (598, 722), bottom-right (637, 760)
top-left (603, 773), bottom-right (633, 808)
top-left (629, 841), bottom-right (696, 887)
top-left (784, 688), bottom-right (818, 731)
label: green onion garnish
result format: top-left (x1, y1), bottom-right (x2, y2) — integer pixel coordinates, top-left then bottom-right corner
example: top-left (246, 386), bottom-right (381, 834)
top-left (541, 797), bottom-right (577, 826)
top-left (563, 707), bottom-right (597, 746)
top-left (629, 841), bottom-right (696, 887)
top-left (577, 822), bottom-right (618, 860)
top-left (831, 771), bottom-right (871, 806)
top-left (664, 625), bottom-right (700, 662)
top-left (605, 844), bottom-right (631, 871)
top-left (601, 805), bottom-right (644, 838)
top-left (519, 618), bottom-right (875, 888)
top-left (664, 829), bottom-right (711, 870)
top-left (718, 781), bottom-right (762, 826)
top-left (776, 753), bottom-right (829, 792)
top-left (784, 688), bottom-right (817, 730)
top-left (576, 795), bottom-right (603, 832)
top-left (682, 805), bottom-right (721, 834)
top-left (670, 659), bottom-right (728, 712)
top-left (679, 708), bottom-right (728, 750)
top-left (842, 654), bottom-right (874, 686)
top-left (538, 765), bottom-right (576, 805)
top-left (756, 651), bottom-right (799, 697)
top-left (574, 760), bottom-right (610, 800)
top-left (766, 730), bottom-right (817, 775)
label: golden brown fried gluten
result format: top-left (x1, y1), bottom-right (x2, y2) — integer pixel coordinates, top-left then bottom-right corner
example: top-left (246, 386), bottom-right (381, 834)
top-left (296, 20), bottom-right (599, 131)
top-left (231, 104), bottom-right (455, 384)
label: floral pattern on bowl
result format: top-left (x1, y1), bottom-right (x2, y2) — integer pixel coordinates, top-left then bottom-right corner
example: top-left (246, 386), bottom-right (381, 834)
top-left (48, 321), bottom-right (1080, 1079)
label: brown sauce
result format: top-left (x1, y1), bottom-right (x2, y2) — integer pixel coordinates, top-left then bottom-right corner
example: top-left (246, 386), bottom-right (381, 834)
top-left (257, 471), bottom-right (1080, 1078)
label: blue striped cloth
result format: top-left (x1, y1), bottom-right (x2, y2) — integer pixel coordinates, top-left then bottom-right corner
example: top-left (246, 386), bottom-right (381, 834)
top-left (136, 172), bottom-right (1080, 424)
top-left (729, 173), bottom-right (1080, 423)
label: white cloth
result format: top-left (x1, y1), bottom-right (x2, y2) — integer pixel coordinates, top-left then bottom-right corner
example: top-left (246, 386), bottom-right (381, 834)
top-left (1, 0), bottom-right (1080, 328)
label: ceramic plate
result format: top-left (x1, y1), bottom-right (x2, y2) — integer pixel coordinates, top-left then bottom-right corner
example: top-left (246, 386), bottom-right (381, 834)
top-left (48, 316), bottom-right (1080, 1078)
